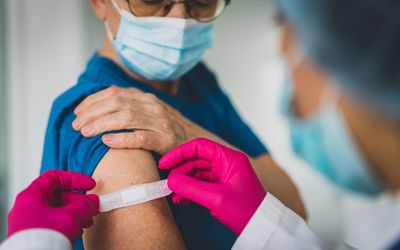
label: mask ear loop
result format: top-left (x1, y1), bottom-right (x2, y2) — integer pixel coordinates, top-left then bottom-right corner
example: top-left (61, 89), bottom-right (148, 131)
top-left (284, 45), bottom-right (307, 116)
top-left (104, 21), bottom-right (115, 42)
top-left (104, 0), bottom-right (123, 42)
top-left (319, 80), bottom-right (343, 111)
top-left (111, 0), bottom-right (123, 14)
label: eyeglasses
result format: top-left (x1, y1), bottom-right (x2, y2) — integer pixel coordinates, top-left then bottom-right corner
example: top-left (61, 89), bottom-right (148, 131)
top-left (124, 0), bottom-right (231, 22)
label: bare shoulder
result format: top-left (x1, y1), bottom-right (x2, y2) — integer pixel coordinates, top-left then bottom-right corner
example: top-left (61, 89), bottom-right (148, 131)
top-left (83, 149), bottom-right (185, 250)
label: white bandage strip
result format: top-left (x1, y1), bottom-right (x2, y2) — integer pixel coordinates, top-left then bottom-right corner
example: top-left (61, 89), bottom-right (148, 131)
top-left (99, 179), bottom-right (172, 212)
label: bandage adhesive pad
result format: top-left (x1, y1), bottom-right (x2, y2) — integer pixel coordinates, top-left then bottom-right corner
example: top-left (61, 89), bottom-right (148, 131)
top-left (99, 179), bottom-right (172, 212)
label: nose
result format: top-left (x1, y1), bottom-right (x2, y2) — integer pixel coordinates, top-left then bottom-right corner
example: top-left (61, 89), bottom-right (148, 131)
top-left (166, 2), bottom-right (190, 19)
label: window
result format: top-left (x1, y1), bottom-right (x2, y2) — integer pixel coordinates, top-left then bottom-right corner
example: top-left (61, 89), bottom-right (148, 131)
top-left (0, 0), bottom-right (8, 240)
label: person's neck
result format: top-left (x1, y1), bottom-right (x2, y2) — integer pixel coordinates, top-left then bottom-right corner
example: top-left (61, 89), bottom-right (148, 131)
top-left (98, 40), bottom-right (180, 96)
top-left (342, 97), bottom-right (400, 194)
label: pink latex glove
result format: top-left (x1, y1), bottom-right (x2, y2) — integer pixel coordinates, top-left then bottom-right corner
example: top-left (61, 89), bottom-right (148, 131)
top-left (159, 138), bottom-right (267, 235)
top-left (7, 170), bottom-right (99, 244)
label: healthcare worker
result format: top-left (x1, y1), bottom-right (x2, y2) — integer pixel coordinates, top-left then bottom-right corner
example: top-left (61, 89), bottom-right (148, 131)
top-left (157, 0), bottom-right (400, 249)
top-left (0, 171), bottom-right (99, 250)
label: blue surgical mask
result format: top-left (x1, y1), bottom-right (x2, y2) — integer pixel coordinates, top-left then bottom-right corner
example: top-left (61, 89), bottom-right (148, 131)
top-left (280, 76), bottom-right (384, 196)
top-left (106, 0), bottom-right (215, 81)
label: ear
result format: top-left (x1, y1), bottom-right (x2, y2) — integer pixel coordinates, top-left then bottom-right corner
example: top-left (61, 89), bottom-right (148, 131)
top-left (89, 0), bottom-right (108, 21)
top-left (279, 23), bottom-right (296, 59)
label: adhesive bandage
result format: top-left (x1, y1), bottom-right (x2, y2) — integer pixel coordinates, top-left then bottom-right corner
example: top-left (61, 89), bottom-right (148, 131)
top-left (99, 179), bottom-right (172, 212)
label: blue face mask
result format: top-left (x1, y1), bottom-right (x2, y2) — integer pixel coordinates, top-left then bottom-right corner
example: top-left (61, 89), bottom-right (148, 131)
top-left (106, 0), bottom-right (215, 81)
top-left (280, 78), bottom-right (384, 196)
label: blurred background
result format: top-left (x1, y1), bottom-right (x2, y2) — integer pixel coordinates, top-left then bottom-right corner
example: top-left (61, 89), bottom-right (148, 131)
top-left (0, 0), bottom-right (376, 247)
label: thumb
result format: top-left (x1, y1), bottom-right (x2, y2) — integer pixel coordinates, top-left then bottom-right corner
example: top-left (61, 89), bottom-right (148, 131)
top-left (168, 174), bottom-right (221, 211)
top-left (103, 131), bottom-right (160, 153)
top-left (102, 132), bottom-right (140, 149)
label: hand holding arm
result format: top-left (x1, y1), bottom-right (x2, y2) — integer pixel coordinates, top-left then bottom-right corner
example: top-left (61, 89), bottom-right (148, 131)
top-left (73, 86), bottom-right (194, 155)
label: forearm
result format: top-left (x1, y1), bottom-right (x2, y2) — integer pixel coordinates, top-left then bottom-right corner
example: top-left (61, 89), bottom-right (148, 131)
top-left (188, 124), bottom-right (307, 220)
top-left (251, 155), bottom-right (308, 220)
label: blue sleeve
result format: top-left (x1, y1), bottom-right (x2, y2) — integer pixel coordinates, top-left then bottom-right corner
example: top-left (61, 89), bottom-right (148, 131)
top-left (194, 63), bottom-right (269, 158)
top-left (219, 92), bottom-right (269, 158)
top-left (41, 83), bottom-right (110, 177)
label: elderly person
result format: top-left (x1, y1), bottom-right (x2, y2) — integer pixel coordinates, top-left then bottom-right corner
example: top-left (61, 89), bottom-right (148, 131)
top-left (41, 0), bottom-right (305, 249)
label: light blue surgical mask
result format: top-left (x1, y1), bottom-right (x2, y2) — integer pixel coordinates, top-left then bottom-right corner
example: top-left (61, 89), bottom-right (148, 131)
top-left (280, 73), bottom-right (384, 196)
top-left (106, 0), bottom-right (215, 81)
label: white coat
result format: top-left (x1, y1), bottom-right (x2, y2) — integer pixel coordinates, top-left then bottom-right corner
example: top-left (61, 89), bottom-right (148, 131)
top-left (233, 193), bottom-right (400, 250)
top-left (0, 229), bottom-right (71, 250)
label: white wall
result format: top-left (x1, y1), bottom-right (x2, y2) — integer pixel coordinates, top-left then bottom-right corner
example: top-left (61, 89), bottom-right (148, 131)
top-left (0, 0), bottom-right (8, 239)
top-left (3, 0), bottom-right (376, 247)
top-left (6, 0), bottom-right (90, 205)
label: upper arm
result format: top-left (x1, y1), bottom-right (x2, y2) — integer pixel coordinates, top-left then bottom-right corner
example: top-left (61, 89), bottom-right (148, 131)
top-left (83, 148), bottom-right (185, 250)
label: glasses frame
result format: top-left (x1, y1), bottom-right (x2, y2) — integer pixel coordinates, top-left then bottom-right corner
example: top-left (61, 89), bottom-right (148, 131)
top-left (125, 0), bottom-right (231, 22)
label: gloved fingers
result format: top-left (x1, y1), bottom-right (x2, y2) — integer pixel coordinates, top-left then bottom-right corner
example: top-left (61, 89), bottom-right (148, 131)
top-left (159, 138), bottom-right (219, 169)
top-left (170, 169), bottom-right (210, 205)
top-left (193, 170), bottom-right (212, 181)
top-left (65, 194), bottom-right (100, 224)
top-left (60, 191), bottom-right (83, 206)
top-left (171, 194), bottom-right (191, 205)
top-left (166, 159), bottom-right (211, 177)
top-left (168, 174), bottom-right (221, 210)
top-left (32, 170), bottom-right (96, 194)
top-left (82, 218), bottom-right (95, 229)
top-left (170, 169), bottom-right (213, 204)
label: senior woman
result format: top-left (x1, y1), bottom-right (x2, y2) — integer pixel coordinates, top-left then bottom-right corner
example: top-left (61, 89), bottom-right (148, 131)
top-left (41, 0), bottom-right (305, 249)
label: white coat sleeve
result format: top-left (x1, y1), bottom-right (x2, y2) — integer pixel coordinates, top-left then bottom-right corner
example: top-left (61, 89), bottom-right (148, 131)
top-left (0, 229), bottom-right (72, 250)
top-left (232, 194), bottom-right (355, 250)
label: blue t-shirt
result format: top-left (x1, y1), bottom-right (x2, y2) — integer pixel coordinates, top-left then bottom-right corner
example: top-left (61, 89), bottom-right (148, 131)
top-left (41, 54), bottom-right (268, 250)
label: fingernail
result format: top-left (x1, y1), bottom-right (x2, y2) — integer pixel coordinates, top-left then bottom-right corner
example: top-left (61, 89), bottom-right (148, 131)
top-left (158, 157), bottom-right (167, 168)
top-left (82, 126), bottom-right (93, 136)
top-left (172, 195), bottom-right (180, 204)
top-left (167, 175), bottom-right (178, 189)
top-left (72, 119), bottom-right (81, 129)
top-left (87, 194), bottom-right (100, 210)
top-left (103, 135), bottom-right (115, 142)
top-left (158, 156), bottom-right (172, 168)
top-left (75, 105), bottom-right (83, 115)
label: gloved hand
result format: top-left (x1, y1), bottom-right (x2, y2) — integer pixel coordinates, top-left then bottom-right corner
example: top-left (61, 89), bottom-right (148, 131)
top-left (7, 170), bottom-right (99, 244)
top-left (159, 138), bottom-right (267, 235)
